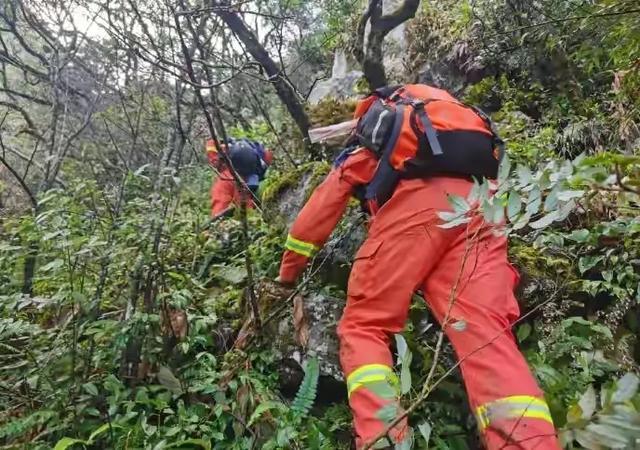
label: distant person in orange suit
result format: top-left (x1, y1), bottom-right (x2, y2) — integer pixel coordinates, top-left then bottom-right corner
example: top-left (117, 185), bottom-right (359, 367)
top-left (206, 138), bottom-right (273, 218)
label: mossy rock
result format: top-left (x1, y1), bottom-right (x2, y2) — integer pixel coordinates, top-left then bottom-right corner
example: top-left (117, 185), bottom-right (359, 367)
top-left (260, 161), bottom-right (331, 226)
top-left (509, 240), bottom-right (577, 310)
top-left (510, 241), bottom-right (573, 280)
top-left (307, 98), bottom-right (357, 128)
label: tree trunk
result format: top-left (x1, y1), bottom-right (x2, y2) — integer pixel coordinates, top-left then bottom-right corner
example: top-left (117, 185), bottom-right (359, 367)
top-left (356, 0), bottom-right (421, 89)
top-left (213, 4), bottom-right (311, 144)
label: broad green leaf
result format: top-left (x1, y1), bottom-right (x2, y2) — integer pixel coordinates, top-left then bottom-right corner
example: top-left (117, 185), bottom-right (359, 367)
top-left (578, 256), bottom-right (603, 274)
top-left (526, 186), bottom-right (542, 215)
top-left (612, 373), bottom-right (639, 403)
top-left (544, 186), bottom-right (559, 212)
top-left (482, 199), bottom-right (504, 224)
top-left (248, 401), bottom-right (279, 426)
top-left (557, 199), bottom-right (577, 220)
top-left (153, 440), bottom-right (168, 450)
top-left (516, 323), bottom-right (531, 343)
top-left (376, 404), bottom-right (398, 425)
top-left (557, 189), bottom-right (584, 201)
top-left (166, 439), bottom-right (212, 450)
top-left (516, 164), bottom-right (532, 185)
top-left (467, 179), bottom-right (481, 203)
top-left (578, 385), bottom-right (597, 418)
top-left (437, 214), bottom-right (471, 229)
top-left (568, 229), bottom-right (590, 242)
top-left (214, 265), bottom-right (247, 284)
top-left (529, 211), bottom-right (559, 229)
top-left (498, 152), bottom-right (511, 185)
top-left (566, 404), bottom-right (584, 424)
top-left (394, 334), bottom-right (408, 364)
top-left (599, 415), bottom-right (640, 433)
top-left (400, 352), bottom-right (412, 395)
top-left (507, 191), bottom-right (521, 221)
top-left (574, 428), bottom-right (606, 449)
top-left (40, 259), bottom-right (64, 272)
top-left (417, 422), bottom-right (432, 446)
top-left (276, 426), bottom-right (294, 446)
top-left (448, 194), bottom-right (470, 214)
top-left (53, 437), bottom-right (86, 450)
top-left (512, 212), bottom-right (532, 230)
top-left (83, 383), bottom-right (99, 397)
top-left (157, 366), bottom-right (182, 394)
top-left (88, 423), bottom-right (122, 443)
top-left (367, 381), bottom-right (397, 400)
top-left (586, 423), bottom-right (631, 447)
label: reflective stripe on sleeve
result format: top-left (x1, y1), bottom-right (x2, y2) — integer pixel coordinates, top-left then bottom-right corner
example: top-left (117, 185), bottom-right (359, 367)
top-left (346, 364), bottom-right (399, 398)
top-left (284, 234), bottom-right (320, 258)
top-left (476, 395), bottom-right (554, 431)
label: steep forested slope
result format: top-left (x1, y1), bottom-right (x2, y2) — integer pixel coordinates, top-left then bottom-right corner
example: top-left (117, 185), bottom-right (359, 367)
top-left (1, 1), bottom-right (640, 449)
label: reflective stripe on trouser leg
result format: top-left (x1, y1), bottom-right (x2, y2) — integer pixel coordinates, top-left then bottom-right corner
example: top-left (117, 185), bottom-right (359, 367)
top-left (346, 364), bottom-right (404, 449)
top-left (346, 364), bottom-right (399, 398)
top-left (284, 234), bottom-right (319, 258)
top-left (476, 395), bottom-right (554, 431)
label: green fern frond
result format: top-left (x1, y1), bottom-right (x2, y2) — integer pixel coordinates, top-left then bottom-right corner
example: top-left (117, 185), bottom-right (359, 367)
top-left (291, 357), bottom-right (319, 417)
top-left (0, 410), bottom-right (55, 440)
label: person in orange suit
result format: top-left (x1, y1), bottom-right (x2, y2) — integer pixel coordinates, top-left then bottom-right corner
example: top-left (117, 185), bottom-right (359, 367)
top-left (206, 138), bottom-right (273, 218)
top-left (277, 84), bottom-right (559, 449)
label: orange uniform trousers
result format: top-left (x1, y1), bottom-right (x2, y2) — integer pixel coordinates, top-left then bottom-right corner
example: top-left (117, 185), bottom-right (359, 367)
top-left (209, 169), bottom-right (255, 217)
top-left (339, 177), bottom-right (559, 449)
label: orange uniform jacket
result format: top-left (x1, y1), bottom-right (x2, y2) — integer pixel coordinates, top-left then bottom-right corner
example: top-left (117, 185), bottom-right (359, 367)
top-left (279, 148), bottom-right (377, 283)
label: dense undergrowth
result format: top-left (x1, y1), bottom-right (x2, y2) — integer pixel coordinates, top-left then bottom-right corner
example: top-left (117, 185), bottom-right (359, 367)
top-left (2, 0), bottom-right (640, 449)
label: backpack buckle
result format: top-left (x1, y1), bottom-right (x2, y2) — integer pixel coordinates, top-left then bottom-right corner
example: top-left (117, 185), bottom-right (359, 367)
top-left (411, 100), bottom-right (425, 110)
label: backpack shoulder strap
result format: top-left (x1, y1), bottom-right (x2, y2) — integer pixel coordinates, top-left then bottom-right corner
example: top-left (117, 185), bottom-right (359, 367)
top-left (394, 94), bottom-right (444, 156)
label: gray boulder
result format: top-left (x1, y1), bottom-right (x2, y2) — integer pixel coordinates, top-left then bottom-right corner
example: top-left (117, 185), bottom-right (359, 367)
top-left (268, 292), bottom-right (347, 402)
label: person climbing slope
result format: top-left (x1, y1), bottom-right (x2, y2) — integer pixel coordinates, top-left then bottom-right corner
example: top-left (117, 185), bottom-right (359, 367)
top-left (277, 84), bottom-right (560, 449)
top-left (206, 138), bottom-right (273, 218)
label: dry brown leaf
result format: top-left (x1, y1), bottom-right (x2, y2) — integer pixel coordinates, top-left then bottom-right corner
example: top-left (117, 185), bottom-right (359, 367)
top-left (293, 295), bottom-right (309, 348)
top-left (233, 317), bottom-right (254, 350)
top-left (169, 309), bottom-right (188, 340)
top-left (161, 307), bottom-right (188, 341)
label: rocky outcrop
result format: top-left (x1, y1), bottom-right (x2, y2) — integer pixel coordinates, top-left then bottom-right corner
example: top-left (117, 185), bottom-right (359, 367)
top-left (265, 291), bottom-right (347, 403)
top-left (307, 50), bottom-right (363, 105)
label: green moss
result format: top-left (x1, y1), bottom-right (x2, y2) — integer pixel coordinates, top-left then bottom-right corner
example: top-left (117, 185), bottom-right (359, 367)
top-left (307, 98), bottom-right (357, 127)
top-left (260, 161), bottom-right (331, 206)
top-left (463, 76), bottom-right (505, 106)
top-left (509, 241), bottom-right (573, 280)
top-left (304, 161), bottom-right (331, 201)
top-left (260, 169), bottom-right (301, 204)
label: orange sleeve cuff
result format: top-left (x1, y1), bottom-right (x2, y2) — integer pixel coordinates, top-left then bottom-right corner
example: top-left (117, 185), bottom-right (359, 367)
top-left (279, 251), bottom-right (309, 283)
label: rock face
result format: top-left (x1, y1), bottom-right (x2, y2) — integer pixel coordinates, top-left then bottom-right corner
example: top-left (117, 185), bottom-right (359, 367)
top-left (307, 50), bottom-right (363, 105)
top-left (415, 42), bottom-right (488, 95)
top-left (316, 209), bottom-right (367, 288)
top-left (270, 170), bottom-right (319, 227)
top-left (270, 292), bottom-right (347, 403)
